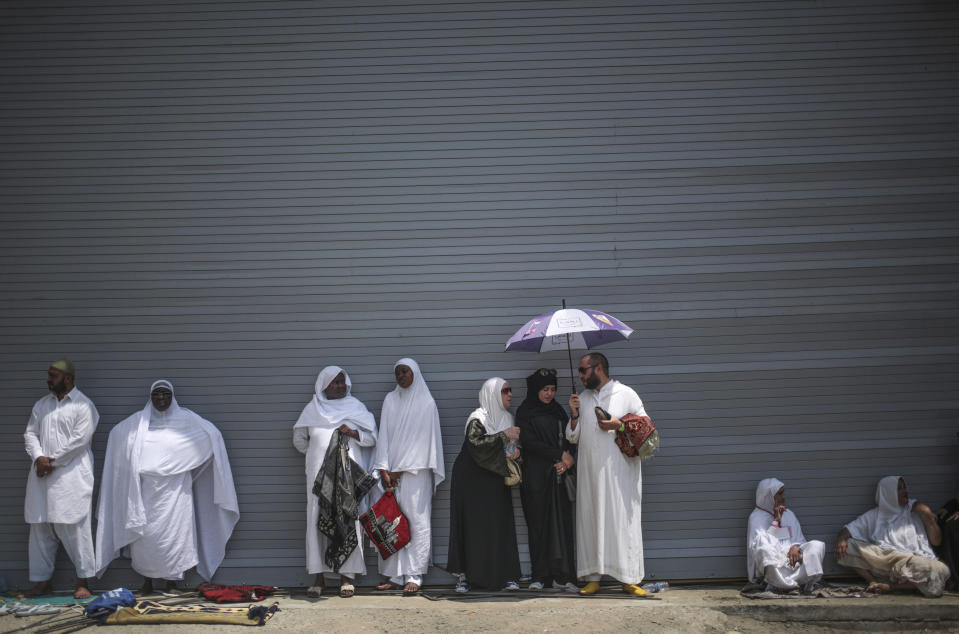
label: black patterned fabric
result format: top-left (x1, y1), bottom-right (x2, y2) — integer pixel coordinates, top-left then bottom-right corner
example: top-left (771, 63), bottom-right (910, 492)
top-left (313, 430), bottom-right (377, 571)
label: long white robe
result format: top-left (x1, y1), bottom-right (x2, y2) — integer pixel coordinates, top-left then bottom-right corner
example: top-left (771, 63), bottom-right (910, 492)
top-left (24, 388), bottom-right (99, 525)
top-left (293, 366), bottom-right (377, 577)
top-left (746, 478), bottom-right (824, 589)
top-left (95, 384), bottom-right (240, 581)
top-left (371, 358), bottom-right (445, 583)
top-left (24, 387), bottom-right (99, 579)
top-left (566, 379), bottom-right (645, 584)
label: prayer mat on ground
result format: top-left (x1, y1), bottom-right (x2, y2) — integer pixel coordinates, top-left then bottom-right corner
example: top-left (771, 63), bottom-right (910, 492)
top-left (197, 583), bottom-right (277, 603)
top-left (740, 582), bottom-right (874, 599)
top-left (103, 600), bottom-right (279, 625)
top-left (1, 594), bottom-right (97, 606)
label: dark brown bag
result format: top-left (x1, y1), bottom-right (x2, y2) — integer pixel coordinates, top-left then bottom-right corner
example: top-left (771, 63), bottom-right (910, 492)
top-left (595, 407), bottom-right (659, 460)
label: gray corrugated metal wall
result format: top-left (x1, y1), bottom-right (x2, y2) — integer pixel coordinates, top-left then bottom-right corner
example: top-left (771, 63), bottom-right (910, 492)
top-left (1, 0), bottom-right (957, 589)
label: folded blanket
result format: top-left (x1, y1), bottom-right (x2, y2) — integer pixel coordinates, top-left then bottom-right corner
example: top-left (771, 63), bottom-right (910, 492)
top-left (104, 600), bottom-right (279, 626)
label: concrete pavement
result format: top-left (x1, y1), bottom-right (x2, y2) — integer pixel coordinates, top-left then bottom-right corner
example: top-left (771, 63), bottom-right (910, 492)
top-left (3, 584), bottom-right (959, 633)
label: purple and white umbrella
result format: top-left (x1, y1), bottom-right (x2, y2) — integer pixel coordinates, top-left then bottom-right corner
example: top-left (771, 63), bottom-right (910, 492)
top-left (505, 307), bottom-right (633, 352)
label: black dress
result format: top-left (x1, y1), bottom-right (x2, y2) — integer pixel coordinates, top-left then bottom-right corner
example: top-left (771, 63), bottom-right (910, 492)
top-left (517, 398), bottom-right (576, 586)
top-left (446, 419), bottom-right (522, 589)
top-left (935, 495), bottom-right (959, 592)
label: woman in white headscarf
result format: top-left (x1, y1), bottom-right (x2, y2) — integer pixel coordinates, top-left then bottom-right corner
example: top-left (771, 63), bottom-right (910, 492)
top-left (95, 380), bottom-right (239, 593)
top-left (445, 377), bottom-right (522, 592)
top-left (293, 366), bottom-right (377, 598)
top-left (836, 476), bottom-right (949, 596)
top-left (746, 478), bottom-right (824, 593)
top-left (371, 358), bottom-right (445, 595)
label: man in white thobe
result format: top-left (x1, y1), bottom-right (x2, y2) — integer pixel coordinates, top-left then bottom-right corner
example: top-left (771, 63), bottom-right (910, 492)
top-left (95, 380), bottom-right (240, 593)
top-left (372, 358), bottom-right (445, 595)
top-left (23, 359), bottom-right (98, 599)
top-left (567, 352), bottom-right (647, 595)
top-left (293, 366), bottom-right (377, 598)
top-left (747, 478), bottom-right (825, 593)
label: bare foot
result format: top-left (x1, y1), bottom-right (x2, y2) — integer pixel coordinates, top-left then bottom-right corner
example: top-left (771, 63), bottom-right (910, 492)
top-left (74, 580), bottom-right (92, 600)
top-left (403, 582), bottom-right (420, 596)
top-left (376, 581), bottom-right (398, 591)
top-left (866, 582), bottom-right (891, 594)
top-left (19, 581), bottom-right (53, 598)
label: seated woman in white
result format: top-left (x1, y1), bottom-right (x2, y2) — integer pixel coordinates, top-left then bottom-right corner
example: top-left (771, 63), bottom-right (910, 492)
top-left (835, 476), bottom-right (949, 597)
top-left (747, 478), bottom-right (825, 593)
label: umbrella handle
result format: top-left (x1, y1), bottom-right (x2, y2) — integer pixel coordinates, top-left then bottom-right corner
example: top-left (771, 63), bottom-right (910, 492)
top-left (563, 299), bottom-right (577, 395)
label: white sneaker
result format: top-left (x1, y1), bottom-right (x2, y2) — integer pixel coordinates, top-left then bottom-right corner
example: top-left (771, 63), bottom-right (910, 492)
top-left (553, 581), bottom-right (579, 593)
top-left (454, 580), bottom-right (469, 593)
top-left (503, 580), bottom-right (520, 591)
top-left (528, 581), bottom-right (544, 591)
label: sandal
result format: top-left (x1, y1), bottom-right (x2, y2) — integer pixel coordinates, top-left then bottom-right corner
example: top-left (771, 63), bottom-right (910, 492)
top-left (339, 582), bottom-right (355, 598)
top-left (306, 585), bottom-right (324, 598)
top-left (403, 582), bottom-right (420, 596)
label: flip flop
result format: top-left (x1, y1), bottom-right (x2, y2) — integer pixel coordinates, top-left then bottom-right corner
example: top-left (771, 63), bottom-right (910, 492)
top-left (339, 583), bottom-right (355, 598)
top-left (15, 605), bottom-right (61, 617)
top-left (403, 582), bottom-right (420, 596)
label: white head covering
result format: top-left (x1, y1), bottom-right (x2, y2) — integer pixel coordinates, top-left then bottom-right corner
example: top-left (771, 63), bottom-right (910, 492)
top-left (755, 477), bottom-right (785, 515)
top-left (468, 377), bottom-right (513, 434)
top-left (372, 358), bottom-right (446, 489)
top-left (145, 379), bottom-right (181, 427)
top-left (845, 475), bottom-right (936, 559)
top-left (871, 475), bottom-right (925, 553)
top-left (293, 365), bottom-right (376, 434)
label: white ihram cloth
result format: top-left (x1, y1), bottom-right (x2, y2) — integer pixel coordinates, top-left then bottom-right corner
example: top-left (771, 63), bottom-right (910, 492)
top-left (24, 387), bottom-right (99, 579)
top-left (746, 478), bottom-right (824, 589)
top-left (95, 381), bottom-right (239, 580)
top-left (845, 476), bottom-right (937, 559)
top-left (371, 359), bottom-right (446, 583)
top-left (293, 366), bottom-right (377, 577)
top-left (566, 379), bottom-right (645, 584)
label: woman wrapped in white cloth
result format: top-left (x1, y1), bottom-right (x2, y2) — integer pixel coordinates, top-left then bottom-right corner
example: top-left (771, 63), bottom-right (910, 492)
top-left (371, 358), bottom-right (445, 596)
top-left (747, 478), bottom-right (824, 593)
top-left (293, 366), bottom-right (377, 598)
top-left (836, 476), bottom-right (949, 597)
top-left (95, 380), bottom-right (239, 593)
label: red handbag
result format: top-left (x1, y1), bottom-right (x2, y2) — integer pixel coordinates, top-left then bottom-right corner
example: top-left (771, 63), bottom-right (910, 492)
top-left (359, 491), bottom-right (411, 559)
top-left (595, 407), bottom-right (659, 460)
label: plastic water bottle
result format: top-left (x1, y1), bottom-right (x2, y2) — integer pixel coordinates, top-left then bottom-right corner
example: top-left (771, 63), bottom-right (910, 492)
top-left (641, 581), bottom-right (668, 593)
top-left (504, 439), bottom-right (518, 456)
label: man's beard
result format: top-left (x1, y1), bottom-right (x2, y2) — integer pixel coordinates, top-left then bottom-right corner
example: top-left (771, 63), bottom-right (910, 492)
top-left (584, 373), bottom-right (601, 390)
top-left (48, 379), bottom-right (67, 394)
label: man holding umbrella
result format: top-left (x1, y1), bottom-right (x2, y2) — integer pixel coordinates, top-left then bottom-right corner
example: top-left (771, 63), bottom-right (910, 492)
top-left (567, 352), bottom-right (648, 596)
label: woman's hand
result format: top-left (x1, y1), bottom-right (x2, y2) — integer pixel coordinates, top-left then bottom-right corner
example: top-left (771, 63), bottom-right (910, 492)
top-left (773, 504), bottom-right (786, 523)
top-left (561, 450), bottom-right (574, 468)
top-left (504, 426), bottom-right (521, 440)
top-left (787, 544), bottom-right (803, 566)
top-left (835, 537), bottom-right (848, 560)
top-left (337, 424), bottom-right (359, 440)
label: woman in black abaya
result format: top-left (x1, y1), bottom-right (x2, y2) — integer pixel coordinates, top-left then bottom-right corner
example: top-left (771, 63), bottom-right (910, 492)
top-left (446, 377), bottom-right (522, 592)
top-left (517, 368), bottom-right (578, 592)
